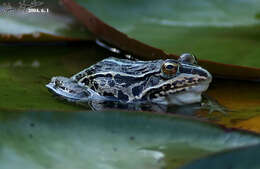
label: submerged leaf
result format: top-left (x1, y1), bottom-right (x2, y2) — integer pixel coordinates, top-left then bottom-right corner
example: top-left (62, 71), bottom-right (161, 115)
top-left (1, 110), bottom-right (260, 169)
top-left (198, 78), bottom-right (260, 131)
top-left (233, 116), bottom-right (260, 134)
top-left (180, 144), bottom-right (260, 169)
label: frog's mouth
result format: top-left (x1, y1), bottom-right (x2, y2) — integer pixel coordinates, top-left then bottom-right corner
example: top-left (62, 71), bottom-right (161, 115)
top-left (166, 80), bottom-right (211, 105)
top-left (46, 76), bottom-right (106, 103)
top-left (147, 73), bottom-right (212, 105)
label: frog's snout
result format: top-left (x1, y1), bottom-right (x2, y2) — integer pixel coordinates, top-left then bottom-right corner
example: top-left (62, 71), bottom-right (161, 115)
top-left (46, 76), bottom-right (89, 101)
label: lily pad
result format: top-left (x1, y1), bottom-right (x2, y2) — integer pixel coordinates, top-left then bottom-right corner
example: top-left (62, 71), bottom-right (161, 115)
top-left (180, 144), bottom-right (260, 169)
top-left (1, 110), bottom-right (260, 169)
top-left (70, 0), bottom-right (260, 67)
top-left (0, 0), bottom-right (93, 41)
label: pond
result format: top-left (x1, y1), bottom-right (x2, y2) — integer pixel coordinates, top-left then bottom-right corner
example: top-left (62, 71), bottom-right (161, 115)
top-left (1, 0), bottom-right (260, 168)
top-left (1, 42), bottom-right (260, 169)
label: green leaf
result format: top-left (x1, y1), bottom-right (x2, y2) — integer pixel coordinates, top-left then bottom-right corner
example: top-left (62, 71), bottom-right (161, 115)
top-left (1, 110), bottom-right (260, 169)
top-left (73, 0), bottom-right (260, 68)
top-left (180, 144), bottom-right (260, 169)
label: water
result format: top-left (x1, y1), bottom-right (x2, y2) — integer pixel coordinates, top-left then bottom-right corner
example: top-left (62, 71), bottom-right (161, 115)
top-left (0, 42), bottom-right (257, 117)
top-left (0, 43), bottom-right (104, 112)
top-left (1, 42), bottom-right (260, 169)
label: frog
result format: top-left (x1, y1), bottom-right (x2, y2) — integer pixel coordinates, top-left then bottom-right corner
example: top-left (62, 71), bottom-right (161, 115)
top-left (46, 53), bottom-right (212, 109)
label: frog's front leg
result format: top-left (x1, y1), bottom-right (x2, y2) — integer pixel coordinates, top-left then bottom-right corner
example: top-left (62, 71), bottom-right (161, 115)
top-left (201, 94), bottom-right (230, 115)
top-left (46, 76), bottom-right (102, 102)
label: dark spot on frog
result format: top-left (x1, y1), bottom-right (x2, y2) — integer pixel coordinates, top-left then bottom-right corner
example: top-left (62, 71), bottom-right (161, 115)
top-left (30, 123), bottom-right (35, 127)
top-left (59, 85), bottom-right (66, 91)
top-left (148, 93), bottom-right (156, 99)
top-left (54, 80), bottom-right (62, 88)
top-left (146, 76), bottom-right (160, 86)
top-left (146, 88), bottom-right (161, 99)
top-left (82, 78), bottom-right (89, 85)
top-left (75, 75), bottom-right (81, 80)
top-left (108, 80), bottom-right (115, 87)
top-left (179, 88), bottom-right (186, 93)
top-left (85, 69), bottom-right (94, 75)
top-left (114, 74), bottom-right (125, 84)
top-left (180, 79), bottom-right (186, 84)
top-left (29, 134), bottom-right (33, 139)
top-left (192, 69), bottom-right (208, 77)
top-left (121, 84), bottom-right (128, 88)
top-left (103, 92), bottom-right (114, 97)
top-left (100, 80), bottom-right (106, 86)
top-left (198, 78), bottom-right (204, 82)
top-left (132, 85), bottom-right (143, 96)
top-left (172, 80), bottom-right (178, 86)
top-left (114, 74), bottom-right (136, 86)
top-left (187, 77), bottom-right (195, 83)
top-left (106, 74), bottom-right (112, 78)
top-left (117, 91), bottom-right (129, 101)
top-left (179, 66), bottom-right (192, 74)
top-left (163, 84), bottom-right (172, 90)
top-left (102, 93), bottom-right (117, 101)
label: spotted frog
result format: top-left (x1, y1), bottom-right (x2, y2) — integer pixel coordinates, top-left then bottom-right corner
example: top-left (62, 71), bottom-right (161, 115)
top-left (46, 54), bottom-right (212, 108)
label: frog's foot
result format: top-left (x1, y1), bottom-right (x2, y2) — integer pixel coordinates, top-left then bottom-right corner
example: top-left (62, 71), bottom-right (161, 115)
top-left (46, 76), bottom-right (101, 102)
top-left (201, 94), bottom-right (230, 115)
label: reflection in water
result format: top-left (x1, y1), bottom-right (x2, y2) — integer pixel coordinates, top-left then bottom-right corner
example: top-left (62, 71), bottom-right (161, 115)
top-left (73, 93), bottom-right (227, 116)
top-left (76, 100), bottom-right (207, 116)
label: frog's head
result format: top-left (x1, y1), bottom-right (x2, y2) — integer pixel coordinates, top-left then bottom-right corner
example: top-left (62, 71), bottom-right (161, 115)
top-left (140, 53), bottom-right (212, 105)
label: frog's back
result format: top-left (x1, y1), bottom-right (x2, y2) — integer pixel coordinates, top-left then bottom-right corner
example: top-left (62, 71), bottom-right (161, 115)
top-left (72, 57), bottom-right (163, 81)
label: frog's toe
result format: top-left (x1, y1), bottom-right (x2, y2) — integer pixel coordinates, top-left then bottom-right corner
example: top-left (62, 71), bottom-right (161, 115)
top-left (207, 105), bottom-right (228, 115)
top-left (201, 96), bottom-right (230, 115)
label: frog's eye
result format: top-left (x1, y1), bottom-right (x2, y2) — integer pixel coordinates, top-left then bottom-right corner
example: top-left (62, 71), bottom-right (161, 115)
top-left (179, 53), bottom-right (197, 64)
top-left (162, 62), bottom-right (179, 75)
